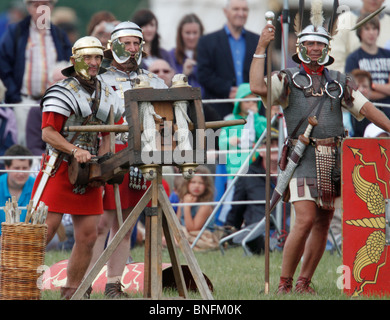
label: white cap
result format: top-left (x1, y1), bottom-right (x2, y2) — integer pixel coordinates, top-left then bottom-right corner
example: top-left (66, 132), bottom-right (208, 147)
top-left (363, 123), bottom-right (390, 137)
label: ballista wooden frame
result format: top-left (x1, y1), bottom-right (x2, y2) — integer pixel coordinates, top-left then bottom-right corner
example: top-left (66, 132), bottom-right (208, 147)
top-left (68, 85), bottom-right (242, 300)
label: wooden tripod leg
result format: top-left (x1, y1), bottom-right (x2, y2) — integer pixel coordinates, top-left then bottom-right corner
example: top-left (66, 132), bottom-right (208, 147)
top-left (158, 185), bottom-right (213, 300)
top-left (162, 214), bottom-right (188, 298)
top-left (71, 185), bottom-right (153, 300)
top-left (143, 172), bottom-right (162, 299)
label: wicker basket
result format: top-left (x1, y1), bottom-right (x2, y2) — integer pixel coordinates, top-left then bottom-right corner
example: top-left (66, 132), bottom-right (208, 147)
top-left (0, 223), bottom-right (47, 300)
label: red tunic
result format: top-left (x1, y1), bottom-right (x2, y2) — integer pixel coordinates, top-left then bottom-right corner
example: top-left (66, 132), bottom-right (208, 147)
top-left (31, 112), bottom-right (104, 215)
top-left (103, 143), bottom-right (171, 210)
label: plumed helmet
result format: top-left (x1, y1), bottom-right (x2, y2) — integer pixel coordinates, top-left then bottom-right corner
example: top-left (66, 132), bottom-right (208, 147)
top-left (292, 0), bottom-right (336, 66)
top-left (294, 25), bottom-right (334, 66)
top-left (62, 36), bottom-right (105, 80)
top-left (108, 21), bottom-right (144, 65)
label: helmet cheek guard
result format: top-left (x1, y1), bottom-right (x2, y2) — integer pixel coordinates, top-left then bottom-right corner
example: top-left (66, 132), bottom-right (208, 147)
top-left (316, 46), bottom-right (330, 65)
top-left (298, 43), bottom-right (311, 64)
top-left (73, 56), bottom-right (92, 80)
top-left (111, 38), bottom-right (132, 64)
top-left (68, 36), bottom-right (105, 80)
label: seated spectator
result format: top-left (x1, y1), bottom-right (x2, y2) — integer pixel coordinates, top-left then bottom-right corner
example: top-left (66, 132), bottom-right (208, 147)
top-left (176, 165), bottom-right (218, 251)
top-left (0, 144), bottom-right (35, 234)
top-left (224, 132), bottom-right (289, 254)
top-left (217, 83), bottom-right (266, 224)
top-left (349, 69), bottom-right (374, 137)
top-left (148, 59), bottom-right (175, 86)
top-left (132, 9), bottom-right (175, 70)
top-left (169, 13), bottom-right (204, 88)
top-left (0, 80), bottom-right (18, 172)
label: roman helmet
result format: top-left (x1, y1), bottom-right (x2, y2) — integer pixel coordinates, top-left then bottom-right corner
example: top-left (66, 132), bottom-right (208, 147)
top-left (108, 21), bottom-right (145, 66)
top-left (62, 36), bottom-right (105, 79)
top-left (292, 0), bottom-right (338, 66)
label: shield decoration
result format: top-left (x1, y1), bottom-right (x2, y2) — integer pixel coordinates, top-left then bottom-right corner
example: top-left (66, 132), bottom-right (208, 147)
top-left (41, 260), bottom-right (213, 294)
top-left (342, 138), bottom-right (390, 297)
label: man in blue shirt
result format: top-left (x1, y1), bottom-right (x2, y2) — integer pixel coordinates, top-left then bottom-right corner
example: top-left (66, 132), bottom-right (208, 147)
top-left (0, 144), bottom-right (35, 233)
top-left (197, 0), bottom-right (260, 120)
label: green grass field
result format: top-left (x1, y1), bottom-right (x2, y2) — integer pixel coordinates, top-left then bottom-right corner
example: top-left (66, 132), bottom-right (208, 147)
top-left (41, 244), bottom-right (389, 300)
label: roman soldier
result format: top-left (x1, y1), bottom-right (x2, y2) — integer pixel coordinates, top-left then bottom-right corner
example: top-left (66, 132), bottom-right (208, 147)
top-left (86, 21), bottom-right (166, 298)
top-left (31, 35), bottom-right (123, 299)
top-left (249, 0), bottom-right (390, 294)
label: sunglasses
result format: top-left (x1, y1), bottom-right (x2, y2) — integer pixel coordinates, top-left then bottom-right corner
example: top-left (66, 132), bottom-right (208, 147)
top-left (150, 69), bottom-right (171, 74)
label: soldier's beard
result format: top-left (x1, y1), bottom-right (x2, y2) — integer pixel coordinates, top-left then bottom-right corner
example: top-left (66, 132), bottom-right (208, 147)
top-left (113, 57), bottom-right (139, 73)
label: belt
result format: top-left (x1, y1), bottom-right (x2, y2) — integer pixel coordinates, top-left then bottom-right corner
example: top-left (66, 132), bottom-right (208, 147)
top-left (291, 136), bottom-right (343, 147)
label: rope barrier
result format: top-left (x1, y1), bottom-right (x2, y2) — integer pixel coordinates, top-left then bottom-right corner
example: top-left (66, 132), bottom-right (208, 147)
top-left (0, 97), bottom-right (263, 108)
top-left (0, 137), bottom-right (281, 209)
top-left (2, 200), bottom-right (265, 211)
top-left (1, 98), bottom-right (390, 108)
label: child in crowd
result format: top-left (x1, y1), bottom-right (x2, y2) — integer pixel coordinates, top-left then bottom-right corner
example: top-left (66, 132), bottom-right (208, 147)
top-left (176, 165), bottom-right (217, 250)
top-left (217, 83), bottom-right (267, 224)
top-left (176, 165), bottom-right (214, 232)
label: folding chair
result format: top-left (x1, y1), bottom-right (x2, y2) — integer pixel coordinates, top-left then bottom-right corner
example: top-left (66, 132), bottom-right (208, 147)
top-left (219, 214), bottom-right (281, 256)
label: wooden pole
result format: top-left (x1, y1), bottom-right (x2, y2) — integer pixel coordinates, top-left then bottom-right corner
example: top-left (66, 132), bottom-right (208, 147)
top-left (264, 11), bottom-right (275, 295)
top-left (109, 106), bottom-right (123, 226)
top-left (63, 119), bottom-right (246, 133)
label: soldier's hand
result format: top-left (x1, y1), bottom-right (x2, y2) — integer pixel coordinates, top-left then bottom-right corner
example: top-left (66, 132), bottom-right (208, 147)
top-left (73, 148), bottom-right (92, 163)
top-left (257, 24), bottom-right (276, 50)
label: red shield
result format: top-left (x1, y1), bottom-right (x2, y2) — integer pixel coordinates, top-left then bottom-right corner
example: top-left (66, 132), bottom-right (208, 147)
top-left (342, 138), bottom-right (390, 296)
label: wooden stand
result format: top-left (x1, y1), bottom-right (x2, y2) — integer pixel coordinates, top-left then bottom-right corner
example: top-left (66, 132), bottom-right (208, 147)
top-left (71, 166), bottom-right (213, 300)
top-left (68, 85), bottom-right (219, 300)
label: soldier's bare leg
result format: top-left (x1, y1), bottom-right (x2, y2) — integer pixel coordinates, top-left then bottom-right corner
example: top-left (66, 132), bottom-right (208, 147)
top-left (65, 215), bottom-right (99, 289)
top-left (45, 211), bottom-right (64, 244)
top-left (280, 200), bottom-right (318, 278)
top-left (106, 206), bottom-right (134, 279)
top-left (298, 207), bottom-right (334, 280)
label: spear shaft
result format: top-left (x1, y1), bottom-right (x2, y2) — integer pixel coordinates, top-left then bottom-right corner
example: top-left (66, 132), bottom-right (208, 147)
top-left (264, 10), bottom-right (275, 295)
